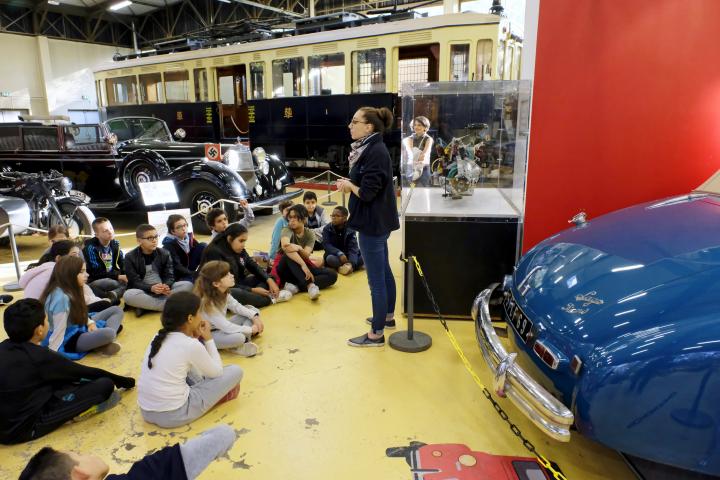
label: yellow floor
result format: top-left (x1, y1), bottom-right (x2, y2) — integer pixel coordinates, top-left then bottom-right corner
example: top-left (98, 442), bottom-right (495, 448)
top-left (0, 190), bottom-right (635, 479)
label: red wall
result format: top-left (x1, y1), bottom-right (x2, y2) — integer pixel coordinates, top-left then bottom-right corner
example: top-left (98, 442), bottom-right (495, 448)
top-left (524, 0), bottom-right (720, 251)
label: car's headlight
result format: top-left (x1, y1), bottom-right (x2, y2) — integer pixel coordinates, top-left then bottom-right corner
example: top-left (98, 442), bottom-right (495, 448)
top-left (60, 177), bottom-right (73, 193)
top-left (275, 179), bottom-right (282, 190)
top-left (262, 161), bottom-right (270, 175)
top-left (224, 150), bottom-right (240, 170)
top-left (255, 184), bottom-right (263, 195)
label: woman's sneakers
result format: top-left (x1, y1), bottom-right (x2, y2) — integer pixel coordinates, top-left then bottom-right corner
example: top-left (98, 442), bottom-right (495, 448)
top-left (365, 317), bottom-right (396, 329)
top-left (233, 342), bottom-right (259, 357)
top-left (347, 333), bottom-right (385, 347)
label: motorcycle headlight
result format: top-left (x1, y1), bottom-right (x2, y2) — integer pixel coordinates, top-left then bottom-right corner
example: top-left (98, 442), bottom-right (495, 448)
top-left (60, 177), bottom-right (73, 193)
top-left (275, 179), bottom-right (282, 190)
top-left (262, 161), bottom-right (270, 175)
top-left (224, 150), bottom-right (240, 170)
top-left (255, 184), bottom-right (263, 196)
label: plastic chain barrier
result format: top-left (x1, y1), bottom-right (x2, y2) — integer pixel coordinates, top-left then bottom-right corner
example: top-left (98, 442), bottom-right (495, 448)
top-left (405, 255), bottom-right (569, 480)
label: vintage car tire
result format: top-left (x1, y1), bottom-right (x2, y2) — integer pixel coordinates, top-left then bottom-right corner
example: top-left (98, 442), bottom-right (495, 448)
top-left (49, 202), bottom-right (95, 237)
top-left (181, 181), bottom-right (233, 235)
top-left (121, 159), bottom-right (162, 199)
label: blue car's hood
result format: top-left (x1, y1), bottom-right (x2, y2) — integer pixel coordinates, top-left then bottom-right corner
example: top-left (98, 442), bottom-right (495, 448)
top-left (515, 194), bottom-right (720, 346)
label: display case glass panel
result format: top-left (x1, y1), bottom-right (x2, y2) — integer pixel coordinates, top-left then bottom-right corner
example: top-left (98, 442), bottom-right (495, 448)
top-left (399, 81), bottom-right (531, 317)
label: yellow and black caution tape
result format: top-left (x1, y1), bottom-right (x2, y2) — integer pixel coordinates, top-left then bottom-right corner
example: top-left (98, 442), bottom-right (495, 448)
top-left (402, 255), bottom-right (569, 480)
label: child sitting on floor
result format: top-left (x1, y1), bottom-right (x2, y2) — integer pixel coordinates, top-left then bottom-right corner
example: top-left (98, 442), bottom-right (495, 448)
top-left (21, 240), bottom-right (114, 313)
top-left (40, 256), bottom-right (124, 358)
top-left (268, 199), bottom-right (294, 260)
top-left (162, 214), bottom-right (206, 283)
top-left (194, 261), bottom-right (262, 357)
top-left (19, 424), bottom-right (236, 479)
top-left (0, 299), bottom-right (134, 445)
top-left (123, 224), bottom-right (194, 317)
top-left (206, 199), bottom-right (255, 239)
top-left (322, 206), bottom-right (363, 275)
top-left (303, 191), bottom-right (329, 250)
top-left (137, 291), bottom-right (244, 428)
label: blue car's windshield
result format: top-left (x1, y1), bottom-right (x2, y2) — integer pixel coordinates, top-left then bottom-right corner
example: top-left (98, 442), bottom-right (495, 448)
top-left (106, 118), bottom-right (171, 142)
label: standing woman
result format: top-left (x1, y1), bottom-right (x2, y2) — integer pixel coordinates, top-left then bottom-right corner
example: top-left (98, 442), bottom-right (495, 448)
top-left (337, 106), bottom-right (400, 347)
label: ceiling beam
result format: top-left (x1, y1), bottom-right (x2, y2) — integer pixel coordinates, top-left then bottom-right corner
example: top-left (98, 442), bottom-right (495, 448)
top-left (228, 0), bottom-right (304, 19)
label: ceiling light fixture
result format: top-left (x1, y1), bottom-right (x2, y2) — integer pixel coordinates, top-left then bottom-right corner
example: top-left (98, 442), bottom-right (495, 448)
top-left (218, 0), bottom-right (232, 3)
top-left (47, 0), bottom-right (60, 4)
top-left (108, 0), bottom-right (132, 11)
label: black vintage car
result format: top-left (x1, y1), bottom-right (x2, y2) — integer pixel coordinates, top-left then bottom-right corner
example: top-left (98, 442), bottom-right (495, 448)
top-left (0, 116), bottom-right (300, 233)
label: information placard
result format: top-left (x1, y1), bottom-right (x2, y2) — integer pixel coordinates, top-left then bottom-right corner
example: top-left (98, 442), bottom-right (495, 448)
top-left (138, 180), bottom-right (179, 206)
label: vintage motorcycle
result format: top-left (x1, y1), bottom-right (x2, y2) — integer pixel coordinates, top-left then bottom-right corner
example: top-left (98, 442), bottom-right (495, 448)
top-left (0, 170), bottom-right (95, 239)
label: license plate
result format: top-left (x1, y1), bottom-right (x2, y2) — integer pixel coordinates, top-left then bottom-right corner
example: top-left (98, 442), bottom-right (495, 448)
top-left (503, 294), bottom-right (533, 343)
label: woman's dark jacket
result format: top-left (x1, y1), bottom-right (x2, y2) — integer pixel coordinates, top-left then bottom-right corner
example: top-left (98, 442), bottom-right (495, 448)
top-left (201, 237), bottom-right (270, 290)
top-left (347, 134), bottom-right (400, 236)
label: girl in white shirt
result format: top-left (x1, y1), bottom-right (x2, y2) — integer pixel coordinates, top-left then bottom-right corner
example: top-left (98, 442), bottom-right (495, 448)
top-left (138, 291), bottom-right (244, 428)
top-left (194, 261), bottom-right (262, 357)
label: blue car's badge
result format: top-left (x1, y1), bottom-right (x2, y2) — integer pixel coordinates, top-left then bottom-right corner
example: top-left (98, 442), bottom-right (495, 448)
top-left (561, 291), bottom-right (604, 315)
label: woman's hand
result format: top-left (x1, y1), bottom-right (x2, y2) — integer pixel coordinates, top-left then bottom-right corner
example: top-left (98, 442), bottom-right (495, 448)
top-left (336, 179), bottom-right (353, 193)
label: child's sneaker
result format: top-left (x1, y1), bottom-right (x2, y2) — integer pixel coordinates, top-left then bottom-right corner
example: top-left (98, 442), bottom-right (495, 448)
top-left (276, 289), bottom-right (293, 302)
top-left (307, 284), bottom-right (320, 300)
top-left (284, 282), bottom-right (300, 295)
top-left (233, 342), bottom-right (259, 357)
top-left (72, 390), bottom-right (121, 423)
top-left (338, 263), bottom-right (353, 275)
top-left (96, 342), bottom-right (121, 356)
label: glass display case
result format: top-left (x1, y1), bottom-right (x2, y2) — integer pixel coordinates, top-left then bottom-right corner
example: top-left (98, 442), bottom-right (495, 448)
top-left (399, 81), bottom-right (531, 318)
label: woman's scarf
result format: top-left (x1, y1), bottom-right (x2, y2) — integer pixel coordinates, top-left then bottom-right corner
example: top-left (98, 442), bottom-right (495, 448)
top-left (348, 132), bottom-right (379, 170)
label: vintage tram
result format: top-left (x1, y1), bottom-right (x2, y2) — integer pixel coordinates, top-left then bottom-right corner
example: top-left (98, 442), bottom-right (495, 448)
top-left (93, 11), bottom-right (522, 172)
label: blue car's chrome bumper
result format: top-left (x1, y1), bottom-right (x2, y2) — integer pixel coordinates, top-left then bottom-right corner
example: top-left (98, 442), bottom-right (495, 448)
top-left (472, 286), bottom-right (574, 442)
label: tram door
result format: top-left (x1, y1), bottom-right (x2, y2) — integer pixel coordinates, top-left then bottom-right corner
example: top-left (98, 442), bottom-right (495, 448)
top-left (216, 65), bottom-right (249, 139)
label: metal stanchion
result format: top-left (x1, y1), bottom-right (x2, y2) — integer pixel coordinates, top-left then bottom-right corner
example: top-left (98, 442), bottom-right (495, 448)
top-left (322, 171), bottom-right (337, 207)
top-left (4, 224), bottom-right (22, 292)
top-left (389, 255), bottom-right (432, 352)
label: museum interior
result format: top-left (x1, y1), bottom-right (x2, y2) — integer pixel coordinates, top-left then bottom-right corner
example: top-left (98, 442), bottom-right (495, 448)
top-left (0, 0), bottom-right (719, 479)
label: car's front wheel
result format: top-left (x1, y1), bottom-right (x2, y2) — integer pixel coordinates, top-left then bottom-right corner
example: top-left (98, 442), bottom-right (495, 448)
top-left (181, 181), bottom-right (234, 235)
top-left (122, 160), bottom-right (160, 199)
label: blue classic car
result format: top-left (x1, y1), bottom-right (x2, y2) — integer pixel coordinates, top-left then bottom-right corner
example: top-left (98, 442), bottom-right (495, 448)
top-left (473, 176), bottom-right (720, 475)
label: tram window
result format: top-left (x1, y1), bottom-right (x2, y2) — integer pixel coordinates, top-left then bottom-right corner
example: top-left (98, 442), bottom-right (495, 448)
top-left (139, 73), bottom-right (163, 104)
top-left (476, 39), bottom-right (493, 80)
top-left (250, 62), bottom-right (265, 99)
top-left (450, 44), bottom-right (469, 81)
top-left (497, 39), bottom-right (506, 80)
top-left (398, 58), bottom-right (429, 90)
top-left (96, 80), bottom-right (107, 107)
top-left (194, 68), bottom-right (209, 102)
top-left (309, 53), bottom-right (345, 96)
top-left (105, 75), bottom-right (138, 106)
top-left (272, 57), bottom-right (304, 97)
top-left (352, 48), bottom-right (385, 93)
top-left (165, 70), bottom-right (190, 102)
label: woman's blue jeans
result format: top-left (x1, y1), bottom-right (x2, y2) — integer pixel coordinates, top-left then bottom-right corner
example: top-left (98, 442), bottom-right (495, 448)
top-left (358, 232), bottom-right (396, 335)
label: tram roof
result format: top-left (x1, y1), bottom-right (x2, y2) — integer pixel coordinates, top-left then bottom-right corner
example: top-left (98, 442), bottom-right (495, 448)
top-left (94, 12), bottom-right (506, 73)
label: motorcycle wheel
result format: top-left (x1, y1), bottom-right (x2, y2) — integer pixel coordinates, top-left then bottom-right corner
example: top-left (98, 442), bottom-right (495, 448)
top-left (49, 203), bottom-right (95, 237)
